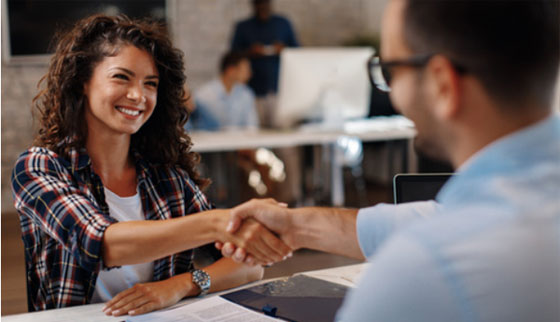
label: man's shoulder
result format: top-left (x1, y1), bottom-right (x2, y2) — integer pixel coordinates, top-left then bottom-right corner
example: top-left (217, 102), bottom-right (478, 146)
top-left (401, 203), bottom-right (509, 245)
top-left (233, 83), bottom-right (255, 98)
top-left (270, 14), bottom-right (292, 24)
top-left (235, 17), bottom-right (256, 29)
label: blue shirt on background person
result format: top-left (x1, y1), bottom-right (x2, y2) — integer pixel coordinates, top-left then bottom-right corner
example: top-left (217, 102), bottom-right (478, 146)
top-left (192, 79), bottom-right (259, 131)
top-left (231, 14), bottom-right (298, 97)
top-left (338, 115), bottom-right (560, 322)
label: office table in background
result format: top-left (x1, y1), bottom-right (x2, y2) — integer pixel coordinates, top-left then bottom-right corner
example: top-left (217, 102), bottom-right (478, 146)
top-left (190, 116), bottom-right (417, 206)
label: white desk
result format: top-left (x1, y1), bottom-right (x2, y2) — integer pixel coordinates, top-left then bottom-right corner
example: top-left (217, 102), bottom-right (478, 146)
top-left (2, 263), bottom-right (369, 322)
top-left (189, 116), bottom-right (416, 153)
top-left (190, 116), bottom-right (416, 206)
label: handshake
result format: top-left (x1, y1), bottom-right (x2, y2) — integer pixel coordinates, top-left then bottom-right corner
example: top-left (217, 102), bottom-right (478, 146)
top-left (215, 198), bottom-right (363, 266)
top-left (216, 199), bottom-right (297, 266)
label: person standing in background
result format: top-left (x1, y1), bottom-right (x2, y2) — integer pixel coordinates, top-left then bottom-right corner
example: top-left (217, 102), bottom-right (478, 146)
top-left (231, 0), bottom-right (302, 206)
top-left (231, 0), bottom-right (298, 127)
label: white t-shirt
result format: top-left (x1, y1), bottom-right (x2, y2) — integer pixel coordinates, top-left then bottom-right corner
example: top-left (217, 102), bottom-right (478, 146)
top-left (91, 188), bottom-right (154, 303)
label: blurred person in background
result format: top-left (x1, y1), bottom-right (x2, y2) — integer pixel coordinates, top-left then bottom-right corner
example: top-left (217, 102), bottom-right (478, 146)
top-left (190, 51), bottom-right (258, 131)
top-left (231, 0), bottom-right (298, 127)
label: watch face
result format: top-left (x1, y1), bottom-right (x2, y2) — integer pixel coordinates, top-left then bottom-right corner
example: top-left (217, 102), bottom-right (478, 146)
top-left (193, 269), bottom-right (211, 293)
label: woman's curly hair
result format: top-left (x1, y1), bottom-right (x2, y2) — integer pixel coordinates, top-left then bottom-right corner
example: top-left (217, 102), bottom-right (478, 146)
top-left (33, 14), bottom-right (209, 189)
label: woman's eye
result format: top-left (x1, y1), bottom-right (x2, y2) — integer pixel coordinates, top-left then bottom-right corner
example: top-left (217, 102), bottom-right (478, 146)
top-left (146, 81), bottom-right (158, 88)
top-left (113, 74), bottom-right (129, 80)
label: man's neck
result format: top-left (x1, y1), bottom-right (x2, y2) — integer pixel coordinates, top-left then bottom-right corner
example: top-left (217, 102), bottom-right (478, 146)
top-left (451, 107), bottom-right (552, 168)
top-left (220, 75), bottom-right (236, 93)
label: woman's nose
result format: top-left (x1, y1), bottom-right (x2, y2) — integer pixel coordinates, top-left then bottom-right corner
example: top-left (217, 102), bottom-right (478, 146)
top-left (127, 84), bottom-right (147, 103)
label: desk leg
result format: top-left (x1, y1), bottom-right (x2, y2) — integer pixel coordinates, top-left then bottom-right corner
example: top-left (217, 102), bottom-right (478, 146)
top-left (331, 143), bottom-right (345, 207)
top-left (406, 138), bottom-right (418, 173)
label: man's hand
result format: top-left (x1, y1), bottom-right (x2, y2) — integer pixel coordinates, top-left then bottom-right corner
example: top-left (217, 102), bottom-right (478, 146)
top-left (273, 41), bottom-right (285, 54)
top-left (103, 276), bottom-right (187, 316)
top-left (227, 198), bottom-right (291, 237)
top-left (217, 199), bottom-right (296, 264)
top-left (249, 43), bottom-right (266, 56)
top-left (221, 218), bottom-right (292, 265)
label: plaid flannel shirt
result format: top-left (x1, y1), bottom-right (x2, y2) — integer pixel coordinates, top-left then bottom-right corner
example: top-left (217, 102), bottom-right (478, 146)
top-left (11, 146), bottom-right (212, 311)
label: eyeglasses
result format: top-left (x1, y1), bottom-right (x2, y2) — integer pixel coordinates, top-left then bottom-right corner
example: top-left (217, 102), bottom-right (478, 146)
top-left (368, 53), bottom-right (467, 92)
top-left (367, 53), bottom-right (434, 92)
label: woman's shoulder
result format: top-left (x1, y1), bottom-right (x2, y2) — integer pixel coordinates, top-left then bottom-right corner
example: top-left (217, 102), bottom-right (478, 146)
top-left (16, 146), bottom-right (60, 163)
top-left (13, 146), bottom-right (69, 173)
top-left (145, 162), bottom-right (192, 184)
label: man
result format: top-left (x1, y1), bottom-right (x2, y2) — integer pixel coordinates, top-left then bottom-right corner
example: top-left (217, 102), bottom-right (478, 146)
top-left (231, 0), bottom-right (298, 127)
top-left (189, 51), bottom-right (258, 131)
top-left (221, 0), bottom-right (560, 320)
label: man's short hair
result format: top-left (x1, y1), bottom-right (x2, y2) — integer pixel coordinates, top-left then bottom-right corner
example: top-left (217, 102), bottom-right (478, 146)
top-left (402, 0), bottom-right (559, 108)
top-left (220, 51), bottom-right (248, 73)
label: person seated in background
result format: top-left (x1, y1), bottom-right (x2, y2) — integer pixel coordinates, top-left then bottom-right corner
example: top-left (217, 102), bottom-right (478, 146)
top-left (187, 52), bottom-right (286, 204)
top-left (189, 51), bottom-right (258, 131)
top-left (218, 0), bottom-right (560, 321)
top-left (11, 14), bottom-right (291, 316)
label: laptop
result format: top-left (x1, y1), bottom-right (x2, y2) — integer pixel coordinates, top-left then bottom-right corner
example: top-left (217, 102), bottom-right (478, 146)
top-left (393, 173), bottom-right (454, 204)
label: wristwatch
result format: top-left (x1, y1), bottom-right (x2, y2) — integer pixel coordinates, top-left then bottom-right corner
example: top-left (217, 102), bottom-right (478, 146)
top-left (191, 269), bottom-right (211, 296)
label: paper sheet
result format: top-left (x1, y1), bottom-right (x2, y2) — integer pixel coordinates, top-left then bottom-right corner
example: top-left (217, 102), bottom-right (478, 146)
top-left (299, 263), bottom-right (369, 287)
top-left (126, 296), bottom-right (279, 322)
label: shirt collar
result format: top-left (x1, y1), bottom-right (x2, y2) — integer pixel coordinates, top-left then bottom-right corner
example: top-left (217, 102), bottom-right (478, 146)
top-left (68, 145), bottom-right (151, 180)
top-left (68, 146), bottom-right (92, 172)
top-left (437, 114), bottom-right (560, 205)
top-left (214, 78), bottom-right (240, 98)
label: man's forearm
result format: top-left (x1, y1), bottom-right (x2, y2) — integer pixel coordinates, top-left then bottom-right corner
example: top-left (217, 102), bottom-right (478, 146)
top-left (288, 207), bottom-right (364, 260)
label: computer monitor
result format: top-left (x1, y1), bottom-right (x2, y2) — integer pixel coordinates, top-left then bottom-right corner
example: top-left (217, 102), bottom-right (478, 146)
top-left (393, 173), bottom-right (454, 204)
top-left (274, 47), bottom-right (374, 128)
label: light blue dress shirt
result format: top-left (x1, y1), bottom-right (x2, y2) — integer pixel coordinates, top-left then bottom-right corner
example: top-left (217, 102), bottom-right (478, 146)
top-left (338, 115), bottom-right (560, 322)
top-left (192, 79), bottom-right (259, 131)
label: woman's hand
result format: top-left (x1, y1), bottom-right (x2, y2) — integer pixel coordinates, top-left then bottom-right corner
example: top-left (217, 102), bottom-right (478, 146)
top-left (103, 275), bottom-right (191, 316)
top-left (220, 218), bottom-right (293, 266)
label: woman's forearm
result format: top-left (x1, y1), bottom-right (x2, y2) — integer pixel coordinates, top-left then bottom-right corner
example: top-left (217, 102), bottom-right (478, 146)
top-left (172, 257), bottom-right (264, 298)
top-left (102, 209), bottom-right (229, 267)
top-left (203, 257), bottom-right (264, 294)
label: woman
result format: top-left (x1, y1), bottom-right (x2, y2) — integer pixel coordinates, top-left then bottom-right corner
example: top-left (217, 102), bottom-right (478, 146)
top-left (11, 14), bottom-right (291, 316)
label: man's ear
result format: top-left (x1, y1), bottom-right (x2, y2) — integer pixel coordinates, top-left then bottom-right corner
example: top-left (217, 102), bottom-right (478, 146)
top-left (424, 55), bottom-right (462, 120)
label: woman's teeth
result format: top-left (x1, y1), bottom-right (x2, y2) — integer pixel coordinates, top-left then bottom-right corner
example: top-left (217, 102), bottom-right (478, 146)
top-left (116, 107), bottom-right (141, 116)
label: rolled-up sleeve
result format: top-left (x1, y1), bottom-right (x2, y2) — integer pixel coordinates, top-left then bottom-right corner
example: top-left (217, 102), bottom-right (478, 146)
top-left (356, 201), bottom-right (440, 257)
top-left (11, 149), bottom-right (117, 271)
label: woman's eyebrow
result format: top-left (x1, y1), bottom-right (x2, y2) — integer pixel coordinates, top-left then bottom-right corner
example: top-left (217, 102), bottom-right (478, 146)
top-left (109, 67), bottom-right (159, 79)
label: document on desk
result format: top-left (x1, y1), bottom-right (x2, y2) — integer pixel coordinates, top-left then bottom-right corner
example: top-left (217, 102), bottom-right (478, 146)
top-left (126, 296), bottom-right (279, 322)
